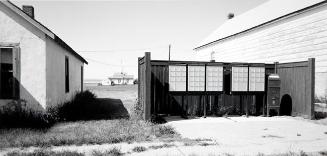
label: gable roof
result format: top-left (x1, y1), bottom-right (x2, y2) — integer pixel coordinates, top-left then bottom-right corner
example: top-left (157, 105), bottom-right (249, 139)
top-left (194, 0), bottom-right (327, 50)
top-left (0, 1), bottom-right (88, 64)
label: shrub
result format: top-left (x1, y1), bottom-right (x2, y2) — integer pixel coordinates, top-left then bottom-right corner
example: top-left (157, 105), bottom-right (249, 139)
top-left (0, 100), bottom-right (55, 129)
top-left (49, 90), bottom-right (99, 121)
top-left (132, 146), bottom-right (147, 153)
top-left (92, 147), bottom-right (123, 156)
top-left (0, 90), bottom-right (100, 128)
top-left (132, 99), bottom-right (143, 120)
top-left (154, 125), bottom-right (178, 138)
top-left (150, 114), bottom-right (167, 124)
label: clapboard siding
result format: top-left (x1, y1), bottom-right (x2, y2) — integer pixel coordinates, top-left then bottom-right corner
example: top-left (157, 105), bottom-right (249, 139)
top-left (196, 3), bottom-right (327, 96)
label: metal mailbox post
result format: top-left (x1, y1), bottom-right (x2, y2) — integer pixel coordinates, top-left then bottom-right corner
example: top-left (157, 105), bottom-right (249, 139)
top-left (267, 74), bottom-right (281, 116)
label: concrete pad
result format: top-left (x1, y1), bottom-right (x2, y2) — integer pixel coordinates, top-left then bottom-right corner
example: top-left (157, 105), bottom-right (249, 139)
top-left (164, 116), bottom-right (327, 155)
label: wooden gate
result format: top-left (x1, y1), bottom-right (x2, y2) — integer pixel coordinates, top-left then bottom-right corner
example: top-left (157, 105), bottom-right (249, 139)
top-left (277, 59), bottom-right (315, 119)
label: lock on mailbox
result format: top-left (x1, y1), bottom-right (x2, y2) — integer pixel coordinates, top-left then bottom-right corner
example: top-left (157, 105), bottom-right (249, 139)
top-left (267, 74), bottom-right (281, 116)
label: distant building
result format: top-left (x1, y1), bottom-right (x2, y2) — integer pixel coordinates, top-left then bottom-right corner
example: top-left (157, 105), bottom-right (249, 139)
top-left (109, 72), bottom-right (134, 85)
top-left (0, 1), bottom-right (87, 111)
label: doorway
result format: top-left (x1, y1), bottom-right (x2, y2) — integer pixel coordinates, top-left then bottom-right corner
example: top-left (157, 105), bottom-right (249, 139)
top-left (280, 94), bottom-right (292, 115)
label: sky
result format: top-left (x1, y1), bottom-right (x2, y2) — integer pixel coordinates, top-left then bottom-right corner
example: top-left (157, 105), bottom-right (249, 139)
top-left (13, 0), bottom-right (267, 80)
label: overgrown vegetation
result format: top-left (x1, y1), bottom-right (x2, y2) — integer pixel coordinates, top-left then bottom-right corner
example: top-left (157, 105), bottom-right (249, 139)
top-left (0, 119), bottom-right (180, 148)
top-left (6, 149), bottom-right (84, 156)
top-left (132, 146), bottom-right (147, 152)
top-left (0, 101), bottom-right (55, 129)
top-left (92, 147), bottom-right (123, 156)
top-left (49, 90), bottom-right (101, 121)
top-left (0, 90), bottom-right (107, 129)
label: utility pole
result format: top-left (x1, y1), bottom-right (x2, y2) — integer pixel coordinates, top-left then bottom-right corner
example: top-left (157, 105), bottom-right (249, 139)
top-left (168, 44), bottom-right (171, 61)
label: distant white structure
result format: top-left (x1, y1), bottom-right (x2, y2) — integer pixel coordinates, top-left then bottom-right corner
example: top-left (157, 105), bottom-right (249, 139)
top-left (109, 72), bottom-right (134, 85)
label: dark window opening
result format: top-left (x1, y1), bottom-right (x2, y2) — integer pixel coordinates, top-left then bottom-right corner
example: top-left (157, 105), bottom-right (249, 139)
top-left (65, 56), bottom-right (69, 93)
top-left (0, 48), bottom-right (14, 99)
top-left (280, 94), bottom-right (292, 116)
top-left (223, 69), bottom-right (231, 94)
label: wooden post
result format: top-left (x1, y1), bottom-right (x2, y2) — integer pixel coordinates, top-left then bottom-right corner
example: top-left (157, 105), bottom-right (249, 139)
top-left (144, 52), bottom-right (151, 120)
top-left (263, 94), bottom-right (266, 116)
top-left (204, 65), bottom-right (207, 118)
top-left (308, 58), bottom-right (315, 119)
top-left (138, 56), bottom-right (142, 115)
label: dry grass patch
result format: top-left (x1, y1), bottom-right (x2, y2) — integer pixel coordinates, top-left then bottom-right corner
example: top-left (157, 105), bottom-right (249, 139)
top-left (132, 146), bottom-right (147, 153)
top-left (0, 119), bottom-right (180, 148)
top-left (5, 149), bottom-right (84, 156)
top-left (92, 147), bottom-right (123, 156)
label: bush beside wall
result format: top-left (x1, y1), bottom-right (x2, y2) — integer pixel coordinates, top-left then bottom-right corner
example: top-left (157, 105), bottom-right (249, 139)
top-left (0, 101), bottom-right (55, 129)
top-left (0, 90), bottom-right (99, 129)
top-left (49, 90), bottom-right (99, 121)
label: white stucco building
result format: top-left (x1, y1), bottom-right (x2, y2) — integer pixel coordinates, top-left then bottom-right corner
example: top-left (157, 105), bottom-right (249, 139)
top-left (194, 0), bottom-right (327, 98)
top-left (0, 1), bottom-right (88, 111)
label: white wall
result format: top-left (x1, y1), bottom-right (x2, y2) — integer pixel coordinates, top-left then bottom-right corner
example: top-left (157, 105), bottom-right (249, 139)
top-left (0, 3), bottom-right (46, 110)
top-left (46, 37), bottom-right (84, 108)
top-left (195, 3), bottom-right (327, 97)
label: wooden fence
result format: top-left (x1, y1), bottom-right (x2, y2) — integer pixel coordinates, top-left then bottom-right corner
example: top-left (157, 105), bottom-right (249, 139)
top-left (138, 52), bottom-right (315, 120)
top-left (277, 59), bottom-right (315, 119)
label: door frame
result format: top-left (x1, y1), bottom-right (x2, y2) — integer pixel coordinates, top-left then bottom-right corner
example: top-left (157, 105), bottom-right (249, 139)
top-left (0, 42), bottom-right (20, 99)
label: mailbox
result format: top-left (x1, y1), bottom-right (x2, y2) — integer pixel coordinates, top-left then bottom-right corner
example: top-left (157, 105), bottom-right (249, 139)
top-left (267, 74), bottom-right (281, 116)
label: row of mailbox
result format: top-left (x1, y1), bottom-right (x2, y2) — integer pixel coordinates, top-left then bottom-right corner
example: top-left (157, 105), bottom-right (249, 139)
top-left (168, 65), bottom-right (265, 92)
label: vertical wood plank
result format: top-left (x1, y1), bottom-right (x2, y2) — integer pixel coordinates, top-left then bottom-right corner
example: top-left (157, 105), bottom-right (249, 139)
top-left (308, 58), bottom-right (315, 119)
top-left (144, 52), bottom-right (151, 120)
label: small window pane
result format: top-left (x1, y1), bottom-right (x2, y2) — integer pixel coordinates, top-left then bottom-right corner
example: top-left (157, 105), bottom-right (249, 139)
top-left (232, 66), bottom-right (248, 91)
top-left (188, 66), bottom-right (205, 91)
top-left (169, 65), bottom-right (186, 91)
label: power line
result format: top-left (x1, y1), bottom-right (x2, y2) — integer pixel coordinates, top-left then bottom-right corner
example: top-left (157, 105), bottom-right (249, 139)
top-left (77, 45), bottom-right (167, 53)
top-left (85, 57), bottom-right (136, 67)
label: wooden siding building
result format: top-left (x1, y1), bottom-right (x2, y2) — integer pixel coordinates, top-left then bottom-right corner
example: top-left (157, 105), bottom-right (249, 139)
top-left (194, 0), bottom-right (327, 98)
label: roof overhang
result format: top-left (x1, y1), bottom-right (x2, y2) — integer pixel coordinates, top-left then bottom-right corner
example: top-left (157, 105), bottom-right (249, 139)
top-left (194, 0), bottom-right (327, 51)
top-left (0, 1), bottom-right (88, 64)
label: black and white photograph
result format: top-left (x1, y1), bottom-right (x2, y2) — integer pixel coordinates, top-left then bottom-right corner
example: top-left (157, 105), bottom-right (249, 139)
top-left (0, 0), bottom-right (327, 155)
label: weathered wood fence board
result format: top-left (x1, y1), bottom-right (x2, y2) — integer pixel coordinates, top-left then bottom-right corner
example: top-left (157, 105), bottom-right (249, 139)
top-left (138, 52), bottom-right (315, 120)
top-left (277, 58), bottom-right (315, 118)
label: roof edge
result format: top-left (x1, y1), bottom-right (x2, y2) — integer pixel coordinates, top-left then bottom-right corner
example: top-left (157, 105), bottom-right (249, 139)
top-left (1, 1), bottom-right (88, 64)
top-left (194, 0), bottom-right (327, 51)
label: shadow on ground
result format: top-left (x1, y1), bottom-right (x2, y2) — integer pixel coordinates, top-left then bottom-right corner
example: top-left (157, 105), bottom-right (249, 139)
top-left (96, 98), bottom-right (130, 119)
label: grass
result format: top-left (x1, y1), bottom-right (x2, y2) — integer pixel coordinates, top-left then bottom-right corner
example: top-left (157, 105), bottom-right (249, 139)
top-left (6, 149), bottom-right (84, 156)
top-left (92, 147), bottom-right (123, 156)
top-left (132, 146), bottom-right (147, 152)
top-left (148, 143), bottom-right (175, 150)
top-left (0, 119), bottom-right (180, 148)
